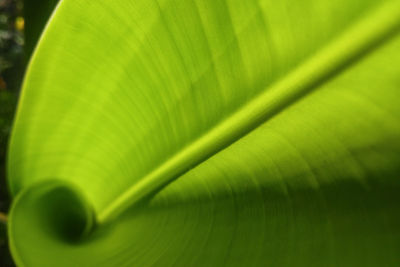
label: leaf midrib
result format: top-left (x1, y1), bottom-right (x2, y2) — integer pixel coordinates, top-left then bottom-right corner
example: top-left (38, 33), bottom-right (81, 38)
top-left (98, 1), bottom-right (400, 223)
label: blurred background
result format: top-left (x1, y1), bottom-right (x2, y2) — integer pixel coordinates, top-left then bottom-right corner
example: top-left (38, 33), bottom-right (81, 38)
top-left (0, 0), bottom-right (23, 265)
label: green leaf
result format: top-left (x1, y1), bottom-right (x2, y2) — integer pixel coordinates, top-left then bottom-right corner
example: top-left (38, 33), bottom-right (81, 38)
top-left (7, 0), bottom-right (400, 266)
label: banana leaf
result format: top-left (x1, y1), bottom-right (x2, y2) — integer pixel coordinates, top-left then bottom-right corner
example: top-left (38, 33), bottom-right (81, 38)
top-left (7, 0), bottom-right (400, 266)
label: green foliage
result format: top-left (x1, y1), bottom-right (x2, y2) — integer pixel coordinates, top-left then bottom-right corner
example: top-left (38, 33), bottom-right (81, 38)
top-left (7, 0), bottom-right (400, 266)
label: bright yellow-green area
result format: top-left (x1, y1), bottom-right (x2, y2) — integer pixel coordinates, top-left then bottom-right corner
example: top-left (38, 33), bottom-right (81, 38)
top-left (7, 0), bottom-right (400, 266)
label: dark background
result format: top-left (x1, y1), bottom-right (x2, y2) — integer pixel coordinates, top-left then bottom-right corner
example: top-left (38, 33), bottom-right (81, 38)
top-left (0, 0), bottom-right (23, 265)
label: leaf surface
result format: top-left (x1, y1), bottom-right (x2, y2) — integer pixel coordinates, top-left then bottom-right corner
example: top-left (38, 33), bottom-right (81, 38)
top-left (7, 0), bottom-right (400, 266)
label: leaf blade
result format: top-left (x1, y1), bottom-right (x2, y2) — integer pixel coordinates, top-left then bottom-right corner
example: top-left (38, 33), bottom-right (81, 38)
top-left (7, 0), bottom-right (400, 266)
